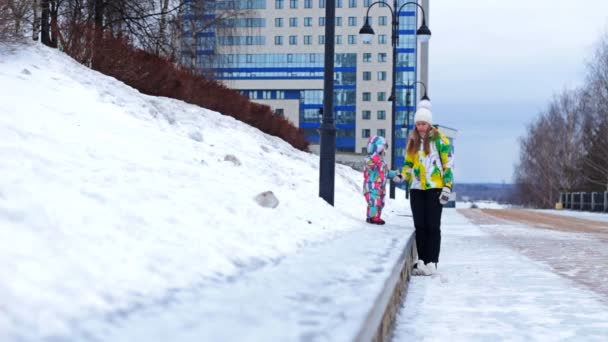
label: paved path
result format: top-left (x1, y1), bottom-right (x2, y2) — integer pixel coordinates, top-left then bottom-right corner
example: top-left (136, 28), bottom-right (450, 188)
top-left (459, 209), bottom-right (608, 302)
top-left (393, 210), bottom-right (608, 341)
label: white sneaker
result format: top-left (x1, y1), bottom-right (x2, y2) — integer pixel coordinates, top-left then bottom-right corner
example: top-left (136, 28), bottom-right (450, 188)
top-left (426, 262), bottom-right (437, 275)
top-left (412, 260), bottom-right (431, 276)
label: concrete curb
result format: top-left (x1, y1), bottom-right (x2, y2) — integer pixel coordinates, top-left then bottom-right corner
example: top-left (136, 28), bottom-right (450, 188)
top-left (353, 232), bottom-right (417, 342)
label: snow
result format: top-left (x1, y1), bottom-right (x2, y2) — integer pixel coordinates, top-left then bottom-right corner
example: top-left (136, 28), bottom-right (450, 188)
top-left (456, 200), bottom-right (510, 209)
top-left (2, 43), bottom-right (608, 341)
top-left (0, 43), bottom-right (412, 341)
top-left (393, 210), bottom-right (608, 341)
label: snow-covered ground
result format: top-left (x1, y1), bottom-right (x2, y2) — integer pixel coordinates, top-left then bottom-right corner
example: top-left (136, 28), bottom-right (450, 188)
top-left (3, 43), bottom-right (608, 342)
top-left (456, 200), bottom-right (510, 209)
top-left (393, 210), bottom-right (608, 341)
top-left (0, 43), bottom-right (414, 341)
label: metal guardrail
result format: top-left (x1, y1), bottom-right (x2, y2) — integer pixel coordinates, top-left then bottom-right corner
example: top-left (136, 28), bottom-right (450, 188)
top-left (560, 191), bottom-right (608, 212)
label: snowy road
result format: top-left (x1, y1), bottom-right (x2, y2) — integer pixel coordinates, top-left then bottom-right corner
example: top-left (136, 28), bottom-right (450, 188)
top-left (393, 209), bottom-right (608, 341)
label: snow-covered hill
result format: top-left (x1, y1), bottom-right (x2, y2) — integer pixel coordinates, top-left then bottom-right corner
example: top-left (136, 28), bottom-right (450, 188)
top-left (0, 43), bottom-right (370, 340)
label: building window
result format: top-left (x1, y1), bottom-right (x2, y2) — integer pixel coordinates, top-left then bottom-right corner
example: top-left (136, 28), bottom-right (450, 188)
top-left (275, 0), bottom-right (284, 8)
top-left (274, 36), bottom-right (283, 45)
top-left (336, 35), bottom-right (342, 45)
top-left (379, 16), bottom-right (388, 26)
top-left (275, 18), bottom-right (283, 27)
top-left (319, 17), bottom-right (325, 26)
top-left (349, 0), bottom-right (356, 8)
top-left (290, 0), bottom-right (298, 8)
top-left (363, 53), bottom-right (372, 62)
top-left (362, 71), bottom-right (371, 80)
top-left (377, 110), bottom-right (386, 120)
top-left (348, 16), bottom-right (357, 26)
top-left (319, 0), bottom-right (325, 8)
top-left (262, 90), bottom-right (272, 99)
top-left (304, 0), bottom-right (312, 8)
top-left (318, 35), bottom-right (325, 44)
top-left (304, 17), bottom-right (312, 26)
top-left (335, 17), bottom-right (342, 26)
top-left (246, 54), bottom-right (253, 63)
top-left (362, 129), bottom-right (371, 138)
top-left (287, 53), bottom-right (293, 63)
top-left (289, 35), bottom-right (297, 45)
top-left (362, 110), bottom-right (371, 120)
top-left (304, 35), bottom-right (312, 45)
top-left (364, 0), bottom-right (371, 6)
top-left (274, 108), bottom-right (284, 116)
top-left (378, 34), bottom-right (387, 44)
top-left (250, 91), bottom-right (258, 99)
top-left (348, 35), bottom-right (356, 44)
top-left (378, 71), bottom-right (387, 81)
top-left (289, 17), bottom-right (298, 27)
top-left (377, 92), bottom-right (386, 101)
top-left (277, 91), bottom-right (285, 99)
top-left (361, 147), bottom-right (367, 154)
top-left (377, 129), bottom-right (386, 137)
top-left (362, 92), bottom-right (371, 101)
top-left (336, 0), bottom-right (343, 8)
top-left (378, 53), bottom-right (387, 62)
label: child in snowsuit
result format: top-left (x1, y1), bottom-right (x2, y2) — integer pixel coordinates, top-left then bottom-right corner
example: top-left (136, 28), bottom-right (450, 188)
top-left (363, 136), bottom-right (403, 225)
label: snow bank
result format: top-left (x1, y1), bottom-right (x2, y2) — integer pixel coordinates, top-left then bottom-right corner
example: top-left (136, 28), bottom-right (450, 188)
top-left (0, 43), bottom-right (369, 340)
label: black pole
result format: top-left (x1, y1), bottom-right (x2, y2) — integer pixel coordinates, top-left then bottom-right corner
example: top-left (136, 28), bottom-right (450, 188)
top-left (389, 0), bottom-right (398, 199)
top-left (319, 0), bottom-right (336, 205)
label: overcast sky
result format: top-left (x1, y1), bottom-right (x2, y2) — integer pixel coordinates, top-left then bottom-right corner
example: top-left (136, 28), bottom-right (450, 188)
top-left (427, 0), bottom-right (608, 183)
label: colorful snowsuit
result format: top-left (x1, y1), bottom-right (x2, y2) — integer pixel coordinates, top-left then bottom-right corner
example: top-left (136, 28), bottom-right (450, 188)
top-left (402, 128), bottom-right (454, 190)
top-left (363, 136), bottom-right (398, 220)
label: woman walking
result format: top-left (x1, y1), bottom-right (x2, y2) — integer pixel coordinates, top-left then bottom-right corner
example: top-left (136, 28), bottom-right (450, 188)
top-left (402, 106), bottom-right (454, 275)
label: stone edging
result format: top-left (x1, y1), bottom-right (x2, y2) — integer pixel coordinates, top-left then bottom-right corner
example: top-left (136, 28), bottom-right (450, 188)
top-left (353, 233), bottom-right (417, 342)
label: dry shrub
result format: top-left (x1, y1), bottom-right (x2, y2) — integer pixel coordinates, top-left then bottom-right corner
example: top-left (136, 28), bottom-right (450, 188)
top-left (62, 31), bottom-right (309, 151)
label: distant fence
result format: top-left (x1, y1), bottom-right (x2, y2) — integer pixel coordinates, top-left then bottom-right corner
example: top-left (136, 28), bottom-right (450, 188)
top-left (560, 192), bottom-right (608, 212)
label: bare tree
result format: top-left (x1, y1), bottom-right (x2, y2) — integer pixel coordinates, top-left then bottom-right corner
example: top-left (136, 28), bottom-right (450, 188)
top-left (513, 90), bottom-right (585, 207)
top-left (0, 0), bottom-right (34, 42)
top-left (580, 34), bottom-right (608, 190)
top-left (31, 0), bottom-right (39, 40)
top-left (174, 0), bottom-right (254, 74)
top-left (514, 31), bottom-right (608, 206)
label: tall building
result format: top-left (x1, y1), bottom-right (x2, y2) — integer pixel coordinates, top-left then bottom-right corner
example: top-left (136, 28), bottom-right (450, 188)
top-left (186, 0), bottom-right (429, 168)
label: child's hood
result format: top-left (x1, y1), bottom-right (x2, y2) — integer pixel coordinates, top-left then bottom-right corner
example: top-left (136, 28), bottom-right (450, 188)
top-left (367, 135), bottom-right (387, 159)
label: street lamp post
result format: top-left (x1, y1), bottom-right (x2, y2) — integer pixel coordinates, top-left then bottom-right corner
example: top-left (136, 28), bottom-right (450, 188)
top-left (319, 0), bottom-right (336, 205)
top-left (403, 80), bottom-right (430, 139)
top-left (360, 1), bottom-right (431, 199)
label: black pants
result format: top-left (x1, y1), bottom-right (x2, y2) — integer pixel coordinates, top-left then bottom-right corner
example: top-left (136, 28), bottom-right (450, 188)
top-left (410, 188), bottom-right (443, 264)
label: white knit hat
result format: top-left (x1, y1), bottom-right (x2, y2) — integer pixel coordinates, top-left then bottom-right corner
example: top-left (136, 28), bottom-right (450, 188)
top-left (414, 107), bottom-right (432, 125)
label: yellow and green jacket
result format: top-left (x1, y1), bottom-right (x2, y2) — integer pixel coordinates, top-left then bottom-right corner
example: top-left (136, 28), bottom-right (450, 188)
top-left (402, 128), bottom-right (454, 190)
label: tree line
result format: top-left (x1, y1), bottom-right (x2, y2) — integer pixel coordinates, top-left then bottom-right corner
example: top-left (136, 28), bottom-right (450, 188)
top-left (0, 0), bottom-right (248, 68)
top-left (514, 34), bottom-right (608, 208)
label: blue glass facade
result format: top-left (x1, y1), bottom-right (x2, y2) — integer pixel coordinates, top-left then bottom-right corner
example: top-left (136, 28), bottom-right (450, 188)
top-left (215, 52), bottom-right (358, 151)
top-left (187, 0), bottom-right (421, 157)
